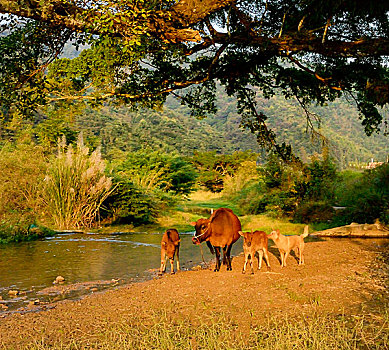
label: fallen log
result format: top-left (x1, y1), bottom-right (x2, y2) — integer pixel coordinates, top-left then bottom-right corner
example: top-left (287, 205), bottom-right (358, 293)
top-left (311, 221), bottom-right (389, 238)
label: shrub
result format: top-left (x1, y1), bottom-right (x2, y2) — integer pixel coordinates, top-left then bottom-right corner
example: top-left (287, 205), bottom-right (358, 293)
top-left (43, 135), bottom-right (113, 229)
top-left (222, 161), bottom-right (258, 198)
top-left (0, 139), bottom-right (48, 240)
top-left (101, 179), bottom-right (158, 225)
top-left (294, 201), bottom-right (335, 224)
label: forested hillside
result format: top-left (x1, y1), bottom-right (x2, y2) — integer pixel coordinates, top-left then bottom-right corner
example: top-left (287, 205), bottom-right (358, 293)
top-left (54, 41), bottom-right (389, 167)
top-left (71, 91), bottom-right (387, 168)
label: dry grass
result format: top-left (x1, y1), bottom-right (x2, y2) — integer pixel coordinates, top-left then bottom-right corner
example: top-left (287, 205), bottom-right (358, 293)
top-left (19, 309), bottom-right (389, 350)
top-left (43, 135), bottom-right (113, 230)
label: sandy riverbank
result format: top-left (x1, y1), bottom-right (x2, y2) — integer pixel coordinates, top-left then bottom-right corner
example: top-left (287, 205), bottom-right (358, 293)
top-left (0, 237), bottom-right (388, 348)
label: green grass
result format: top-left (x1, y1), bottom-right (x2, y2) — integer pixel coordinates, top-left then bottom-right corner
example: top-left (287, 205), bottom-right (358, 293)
top-left (240, 214), bottom-right (308, 235)
top-left (0, 224), bottom-right (56, 244)
top-left (94, 195), bottom-right (307, 235)
top-left (17, 308), bottom-right (389, 350)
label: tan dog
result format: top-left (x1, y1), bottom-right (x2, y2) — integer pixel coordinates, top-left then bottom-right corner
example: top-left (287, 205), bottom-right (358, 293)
top-left (159, 229), bottom-right (180, 275)
top-left (268, 226), bottom-right (309, 267)
top-left (238, 230), bottom-right (271, 274)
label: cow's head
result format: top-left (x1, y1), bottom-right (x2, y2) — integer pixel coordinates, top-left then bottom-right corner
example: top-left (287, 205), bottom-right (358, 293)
top-left (268, 229), bottom-right (280, 240)
top-left (190, 218), bottom-right (210, 244)
top-left (162, 239), bottom-right (180, 259)
top-left (238, 230), bottom-right (254, 247)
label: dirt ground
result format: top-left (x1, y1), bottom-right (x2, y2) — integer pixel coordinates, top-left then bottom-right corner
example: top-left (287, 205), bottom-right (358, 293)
top-left (0, 237), bottom-right (388, 348)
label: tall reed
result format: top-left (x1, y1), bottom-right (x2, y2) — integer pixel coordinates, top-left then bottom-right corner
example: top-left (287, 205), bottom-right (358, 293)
top-left (43, 135), bottom-right (112, 229)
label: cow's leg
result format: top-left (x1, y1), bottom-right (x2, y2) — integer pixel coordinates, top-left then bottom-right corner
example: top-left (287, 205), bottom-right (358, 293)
top-left (169, 258), bottom-right (175, 274)
top-left (206, 241), bottom-right (214, 255)
top-left (222, 245), bottom-right (228, 265)
top-left (176, 245), bottom-right (180, 271)
top-left (225, 244), bottom-right (233, 271)
top-left (214, 246), bottom-right (221, 272)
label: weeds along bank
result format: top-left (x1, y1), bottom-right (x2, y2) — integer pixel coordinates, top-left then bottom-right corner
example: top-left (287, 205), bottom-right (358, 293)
top-left (1, 132), bottom-right (388, 244)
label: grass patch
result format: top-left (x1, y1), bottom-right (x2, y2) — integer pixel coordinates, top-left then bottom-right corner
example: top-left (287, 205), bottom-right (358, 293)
top-left (21, 309), bottom-right (389, 350)
top-left (0, 223), bottom-right (56, 244)
top-left (183, 191), bottom-right (242, 216)
top-left (240, 214), bottom-right (308, 235)
top-left (94, 197), bottom-right (307, 235)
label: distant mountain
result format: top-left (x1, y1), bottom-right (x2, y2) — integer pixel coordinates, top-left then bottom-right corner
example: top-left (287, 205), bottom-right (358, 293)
top-left (165, 92), bottom-right (388, 166)
top-left (75, 88), bottom-right (387, 168)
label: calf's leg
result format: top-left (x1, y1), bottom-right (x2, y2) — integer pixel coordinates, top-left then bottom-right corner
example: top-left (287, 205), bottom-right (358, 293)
top-left (257, 250), bottom-right (264, 271)
top-left (242, 253), bottom-right (249, 273)
top-left (159, 253), bottom-right (167, 275)
top-left (169, 258), bottom-right (175, 274)
top-left (176, 245), bottom-right (180, 271)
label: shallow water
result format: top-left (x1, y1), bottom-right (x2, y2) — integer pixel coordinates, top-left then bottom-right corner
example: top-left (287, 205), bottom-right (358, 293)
top-left (0, 231), bottom-right (241, 313)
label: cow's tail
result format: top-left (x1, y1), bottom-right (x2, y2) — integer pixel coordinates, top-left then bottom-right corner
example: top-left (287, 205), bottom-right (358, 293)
top-left (301, 225), bottom-right (309, 238)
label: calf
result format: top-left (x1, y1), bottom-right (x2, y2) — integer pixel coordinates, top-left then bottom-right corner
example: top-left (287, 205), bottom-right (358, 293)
top-left (238, 230), bottom-right (271, 274)
top-left (159, 229), bottom-right (180, 275)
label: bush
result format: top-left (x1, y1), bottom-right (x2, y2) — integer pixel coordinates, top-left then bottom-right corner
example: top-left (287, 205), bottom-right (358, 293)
top-left (294, 201), bottom-right (336, 224)
top-left (0, 138), bottom-right (48, 240)
top-left (101, 180), bottom-right (158, 225)
top-left (43, 135), bottom-right (113, 229)
top-left (244, 190), bottom-right (298, 218)
top-left (341, 193), bottom-right (387, 224)
top-left (334, 164), bottom-right (389, 224)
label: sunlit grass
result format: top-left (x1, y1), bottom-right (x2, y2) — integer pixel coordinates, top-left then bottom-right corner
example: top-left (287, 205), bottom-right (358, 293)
top-left (93, 193), bottom-right (308, 235)
top-left (188, 190), bottom-right (223, 201)
top-left (240, 214), bottom-right (308, 235)
top-left (20, 308), bottom-right (389, 350)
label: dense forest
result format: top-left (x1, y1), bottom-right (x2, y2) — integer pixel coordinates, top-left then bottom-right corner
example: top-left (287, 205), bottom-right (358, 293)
top-left (1, 88), bottom-right (388, 243)
top-left (34, 87), bottom-right (388, 167)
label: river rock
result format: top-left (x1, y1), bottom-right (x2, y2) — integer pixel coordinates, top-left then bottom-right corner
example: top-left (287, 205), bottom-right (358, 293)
top-left (53, 276), bottom-right (65, 284)
top-left (28, 300), bottom-right (40, 307)
top-left (8, 290), bottom-right (19, 296)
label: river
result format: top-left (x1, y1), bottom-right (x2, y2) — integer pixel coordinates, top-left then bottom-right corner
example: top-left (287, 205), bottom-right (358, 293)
top-left (0, 231), bottom-right (242, 313)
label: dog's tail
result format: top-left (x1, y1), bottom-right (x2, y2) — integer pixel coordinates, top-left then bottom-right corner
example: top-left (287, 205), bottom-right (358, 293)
top-left (301, 225), bottom-right (309, 238)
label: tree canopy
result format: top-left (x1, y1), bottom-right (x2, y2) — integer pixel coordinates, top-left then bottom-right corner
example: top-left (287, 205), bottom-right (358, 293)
top-left (1, 0), bottom-right (388, 157)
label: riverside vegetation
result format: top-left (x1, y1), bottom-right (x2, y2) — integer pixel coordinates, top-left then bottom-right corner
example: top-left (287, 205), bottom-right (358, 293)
top-left (0, 118), bottom-right (388, 243)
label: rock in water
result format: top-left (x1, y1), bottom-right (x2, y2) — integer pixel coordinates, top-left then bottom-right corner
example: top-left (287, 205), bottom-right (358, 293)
top-left (53, 276), bottom-right (65, 284)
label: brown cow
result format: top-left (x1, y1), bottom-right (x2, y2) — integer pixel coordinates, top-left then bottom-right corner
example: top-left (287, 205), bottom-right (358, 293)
top-left (238, 230), bottom-right (271, 274)
top-left (191, 208), bottom-right (241, 271)
top-left (159, 229), bottom-right (180, 275)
